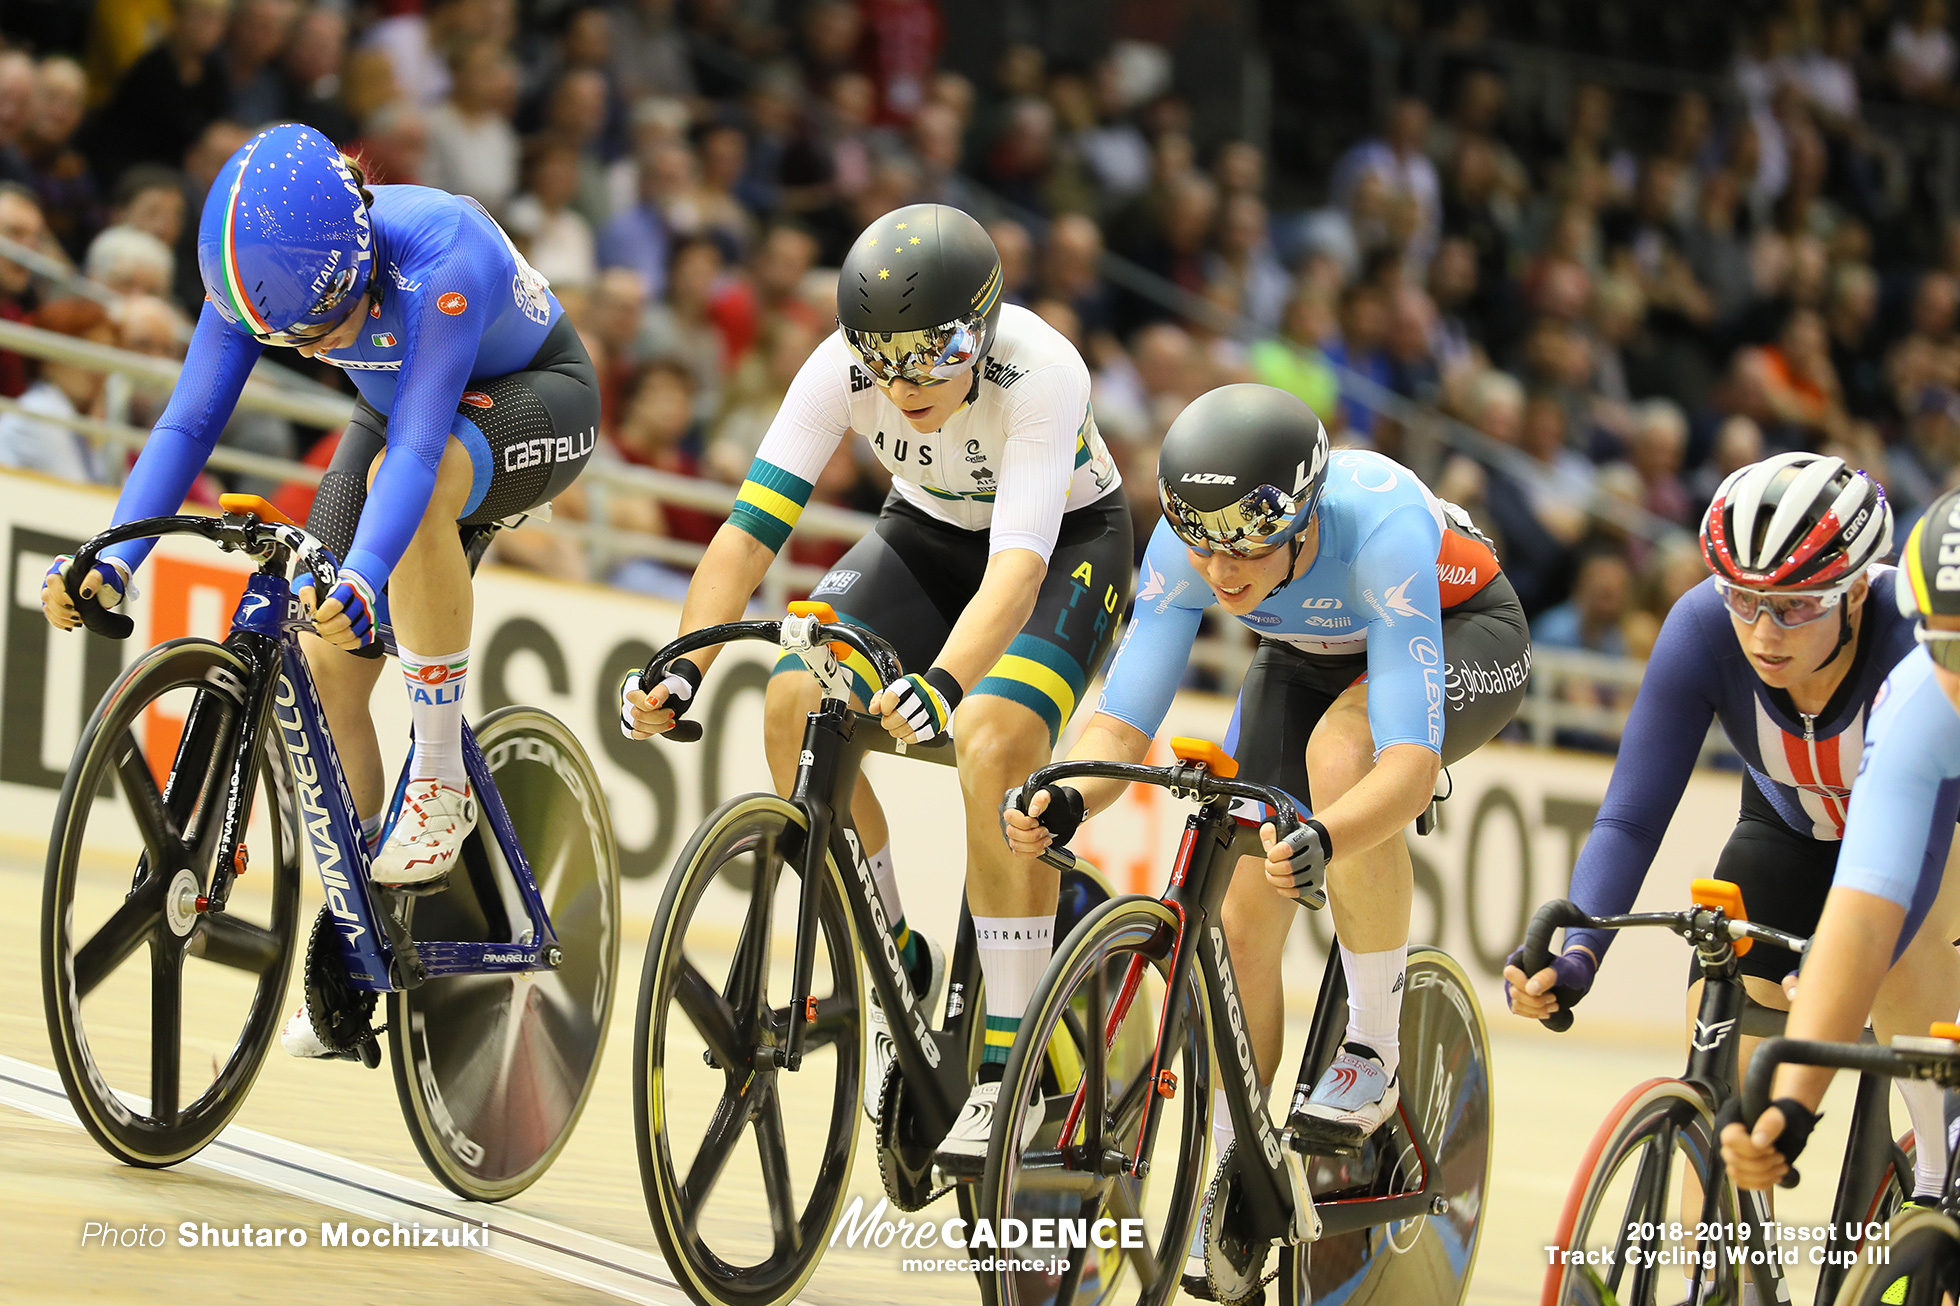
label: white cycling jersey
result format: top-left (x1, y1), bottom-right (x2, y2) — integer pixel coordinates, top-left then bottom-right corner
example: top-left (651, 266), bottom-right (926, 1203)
top-left (727, 304), bottom-right (1121, 560)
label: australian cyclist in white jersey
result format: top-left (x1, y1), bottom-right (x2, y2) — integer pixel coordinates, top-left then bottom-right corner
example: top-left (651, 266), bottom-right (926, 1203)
top-left (620, 204), bottom-right (1132, 1171)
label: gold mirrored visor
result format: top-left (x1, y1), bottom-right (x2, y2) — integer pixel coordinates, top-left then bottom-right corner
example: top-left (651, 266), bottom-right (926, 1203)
top-left (1159, 482), bottom-right (1310, 558)
top-left (842, 318), bottom-right (982, 386)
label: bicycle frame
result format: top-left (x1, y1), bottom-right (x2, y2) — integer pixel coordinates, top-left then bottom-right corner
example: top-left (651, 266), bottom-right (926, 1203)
top-left (69, 511), bottom-right (564, 994)
top-left (642, 614), bottom-right (979, 1138)
top-left (1529, 898), bottom-right (1908, 1306)
top-left (1024, 757), bottom-right (1451, 1251)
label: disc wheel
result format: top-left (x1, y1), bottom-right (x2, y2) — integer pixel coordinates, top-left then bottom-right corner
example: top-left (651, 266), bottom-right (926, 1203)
top-left (1539, 1078), bottom-right (1735, 1306)
top-left (635, 794), bottom-right (862, 1306)
top-left (389, 706), bottom-right (621, 1200)
top-left (42, 637), bottom-right (302, 1166)
top-left (981, 894), bottom-right (1210, 1306)
top-left (1280, 946), bottom-right (1493, 1305)
top-left (1836, 1205), bottom-right (1960, 1305)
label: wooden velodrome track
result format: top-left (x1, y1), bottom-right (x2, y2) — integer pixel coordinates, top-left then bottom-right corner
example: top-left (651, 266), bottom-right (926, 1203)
top-left (0, 841), bottom-right (1873, 1306)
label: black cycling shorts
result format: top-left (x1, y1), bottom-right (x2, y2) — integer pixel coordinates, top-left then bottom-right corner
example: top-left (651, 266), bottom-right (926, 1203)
top-left (1684, 775), bottom-right (1960, 986)
top-left (776, 491), bottom-right (1135, 744)
top-left (1226, 571), bottom-right (1530, 810)
top-left (306, 314), bottom-right (598, 657)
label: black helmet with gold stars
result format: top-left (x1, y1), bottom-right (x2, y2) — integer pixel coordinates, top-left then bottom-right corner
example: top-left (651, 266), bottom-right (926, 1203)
top-left (837, 204), bottom-right (1003, 387)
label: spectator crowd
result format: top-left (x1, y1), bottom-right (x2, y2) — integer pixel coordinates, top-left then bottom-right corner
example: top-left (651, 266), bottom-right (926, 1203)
top-left (3, 0), bottom-right (1960, 716)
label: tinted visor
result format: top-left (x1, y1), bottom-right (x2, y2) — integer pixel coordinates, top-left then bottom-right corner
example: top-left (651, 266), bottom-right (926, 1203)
top-left (1160, 481), bottom-right (1312, 558)
top-left (251, 264), bottom-right (368, 347)
top-left (841, 317), bottom-right (983, 386)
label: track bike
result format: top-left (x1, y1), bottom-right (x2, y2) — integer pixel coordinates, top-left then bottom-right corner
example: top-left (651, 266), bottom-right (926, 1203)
top-left (41, 495), bottom-right (620, 1200)
top-left (978, 738), bottom-right (1493, 1306)
top-left (1525, 883), bottom-right (1912, 1305)
top-left (1744, 1028), bottom-right (1960, 1305)
top-left (631, 601), bottom-right (1141, 1306)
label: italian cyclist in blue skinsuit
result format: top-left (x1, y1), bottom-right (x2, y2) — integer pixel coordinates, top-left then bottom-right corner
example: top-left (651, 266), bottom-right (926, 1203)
top-left (38, 125), bottom-right (599, 1052)
top-left (1003, 384), bottom-right (1530, 1296)
top-left (1723, 486), bottom-right (1960, 1212)
top-left (1506, 455), bottom-right (1960, 1215)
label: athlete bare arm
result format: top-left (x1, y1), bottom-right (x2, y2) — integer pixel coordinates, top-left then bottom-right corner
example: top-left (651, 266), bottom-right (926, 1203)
top-left (1257, 743), bottom-right (1439, 880)
top-left (622, 522), bottom-right (776, 736)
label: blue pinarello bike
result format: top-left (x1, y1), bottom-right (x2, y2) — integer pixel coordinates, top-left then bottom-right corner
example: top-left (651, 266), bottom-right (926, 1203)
top-left (40, 496), bottom-right (620, 1200)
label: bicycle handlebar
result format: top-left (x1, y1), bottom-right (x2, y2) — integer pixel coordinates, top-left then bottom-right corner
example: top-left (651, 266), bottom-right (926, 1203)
top-left (1742, 1037), bottom-right (1918, 1136)
top-left (639, 618), bottom-right (911, 747)
top-left (65, 511), bottom-right (343, 640)
top-left (1023, 757), bottom-right (1305, 833)
top-left (1516, 898), bottom-right (1809, 1036)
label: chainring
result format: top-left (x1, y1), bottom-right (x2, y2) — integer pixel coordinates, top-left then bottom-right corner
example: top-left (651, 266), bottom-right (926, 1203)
top-left (302, 905), bottom-right (379, 1062)
top-left (1204, 1142), bottom-right (1275, 1305)
top-left (876, 1060), bottom-right (953, 1211)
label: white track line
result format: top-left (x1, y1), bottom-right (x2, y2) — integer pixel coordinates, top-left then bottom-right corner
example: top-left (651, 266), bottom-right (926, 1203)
top-left (0, 1053), bottom-right (695, 1306)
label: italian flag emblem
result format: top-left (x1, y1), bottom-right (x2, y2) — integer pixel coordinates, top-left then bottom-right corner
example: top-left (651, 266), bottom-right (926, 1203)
top-left (371, 332), bottom-right (397, 348)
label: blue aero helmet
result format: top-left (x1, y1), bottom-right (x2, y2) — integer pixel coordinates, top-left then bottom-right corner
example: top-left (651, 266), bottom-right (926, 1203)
top-left (196, 124), bottom-right (374, 344)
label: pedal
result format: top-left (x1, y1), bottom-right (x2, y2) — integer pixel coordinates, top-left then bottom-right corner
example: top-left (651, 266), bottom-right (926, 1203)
top-left (1282, 1111), bottom-right (1366, 1159)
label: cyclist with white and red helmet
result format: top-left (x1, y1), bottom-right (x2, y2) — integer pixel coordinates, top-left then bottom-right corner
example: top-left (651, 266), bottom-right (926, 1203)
top-left (1506, 452), bottom-right (1960, 1211)
top-left (39, 125), bottom-right (599, 1058)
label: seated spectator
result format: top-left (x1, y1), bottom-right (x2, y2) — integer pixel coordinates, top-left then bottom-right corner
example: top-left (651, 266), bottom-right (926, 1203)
top-left (424, 42), bottom-right (521, 215)
top-left (0, 297), bottom-right (118, 484)
top-left (279, 5), bottom-right (355, 143)
top-left (1690, 413), bottom-right (1766, 505)
top-left (1320, 280), bottom-right (1392, 437)
top-left (613, 360), bottom-right (720, 541)
top-left (1534, 549), bottom-right (1635, 658)
top-left (1828, 261), bottom-right (1886, 419)
top-left (108, 165), bottom-right (186, 252)
top-left (84, 225), bottom-right (174, 297)
top-left (990, 217), bottom-right (1037, 306)
top-left (355, 102), bottom-right (430, 187)
top-left (705, 221), bottom-right (823, 365)
top-left (1470, 370), bottom-right (1578, 614)
top-left (226, 0), bottom-right (297, 128)
top-left (1331, 95), bottom-right (1441, 266)
top-left (1891, 0), bottom-right (1956, 105)
top-left (0, 51), bottom-right (33, 187)
top-left (23, 58), bottom-right (100, 260)
top-left (613, 0), bottom-right (695, 103)
top-left (507, 138), bottom-right (598, 293)
top-left (1737, 306), bottom-right (1842, 435)
top-left (1041, 213), bottom-right (1114, 338)
top-left (706, 315), bottom-right (826, 481)
top-left (1207, 193), bottom-right (1289, 334)
top-left (598, 129), bottom-right (692, 300)
top-left (1628, 398), bottom-right (1694, 526)
top-left (87, 0), bottom-right (231, 186)
top-left (1384, 282), bottom-right (1444, 405)
top-left (638, 234), bottom-right (726, 418)
top-left (589, 267), bottom-right (650, 433)
top-left (0, 181), bottom-right (51, 397)
top-left (1250, 286), bottom-right (1340, 423)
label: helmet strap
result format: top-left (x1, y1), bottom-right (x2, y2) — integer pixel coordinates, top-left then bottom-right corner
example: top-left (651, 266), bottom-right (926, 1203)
top-left (1811, 601), bottom-right (1856, 674)
top-left (1264, 513), bottom-right (1316, 602)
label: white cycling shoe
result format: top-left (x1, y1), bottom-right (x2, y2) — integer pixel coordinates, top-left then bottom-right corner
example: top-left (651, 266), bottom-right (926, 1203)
top-left (280, 1004), bottom-right (333, 1059)
top-left (934, 1078), bottom-right (1046, 1177)
top-left (864, 931), bottom-right (947, 1122)
top-left (1290, 1042), bottom-right (1400, 1152)
top-left (370, 779), bottom-right (477, 889)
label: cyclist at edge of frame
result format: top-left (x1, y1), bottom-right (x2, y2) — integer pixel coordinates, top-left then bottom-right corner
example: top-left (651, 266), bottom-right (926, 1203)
top-left (1003, 382), bottom-right (1531, 1295)
top-left (39, 124), bottom-right (601, 1056)
top-left (618, 202), bottom-right (1133, 1173)
top-left (1506, 455), bottom-right (1960, 1217)
top-left (1721, 483), bottom-right (1960, 1207)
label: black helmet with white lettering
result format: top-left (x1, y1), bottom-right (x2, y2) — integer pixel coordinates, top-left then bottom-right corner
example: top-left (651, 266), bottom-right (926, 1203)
top-left (1900, 486), bottom-right (1960, 620)
top-left (1156, 384), bottom-right (1331, 557)
top-left (837, 204), bottom-right (1002, 386)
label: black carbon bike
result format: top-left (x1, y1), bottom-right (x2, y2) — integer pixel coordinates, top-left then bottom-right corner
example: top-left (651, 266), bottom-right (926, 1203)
top-left (978, 739), bottom-right (1492, 1306)
top-left (630, 601), bottom-right (1140, 1306)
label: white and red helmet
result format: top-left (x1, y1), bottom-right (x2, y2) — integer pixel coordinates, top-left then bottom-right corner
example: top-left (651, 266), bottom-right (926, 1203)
top-left (1701, 452), bottom-right (1892, 590)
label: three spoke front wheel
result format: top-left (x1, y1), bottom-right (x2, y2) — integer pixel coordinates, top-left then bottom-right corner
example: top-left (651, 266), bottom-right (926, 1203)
top-left (42, 638), bottom-right (301, 1167)
top-left (635, 794), bottom-right (863, 1306)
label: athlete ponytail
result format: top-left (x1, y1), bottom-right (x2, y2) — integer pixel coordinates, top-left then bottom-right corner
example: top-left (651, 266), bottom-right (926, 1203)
top-left (337, 152), bottom-right (376, 208)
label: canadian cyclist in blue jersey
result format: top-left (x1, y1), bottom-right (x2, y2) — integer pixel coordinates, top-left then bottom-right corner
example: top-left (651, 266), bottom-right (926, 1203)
top-left (1722, 486), bottom-right (1960, 1209)
top-left (38, 124), bottom-right (599, 1053)
top-left (1001, 383), bottom-right (1529, 1297)
top-left (618, 204), bottom-right (1132, 1173)
top-left (1507, 455), bottom-right (1960, 1215)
